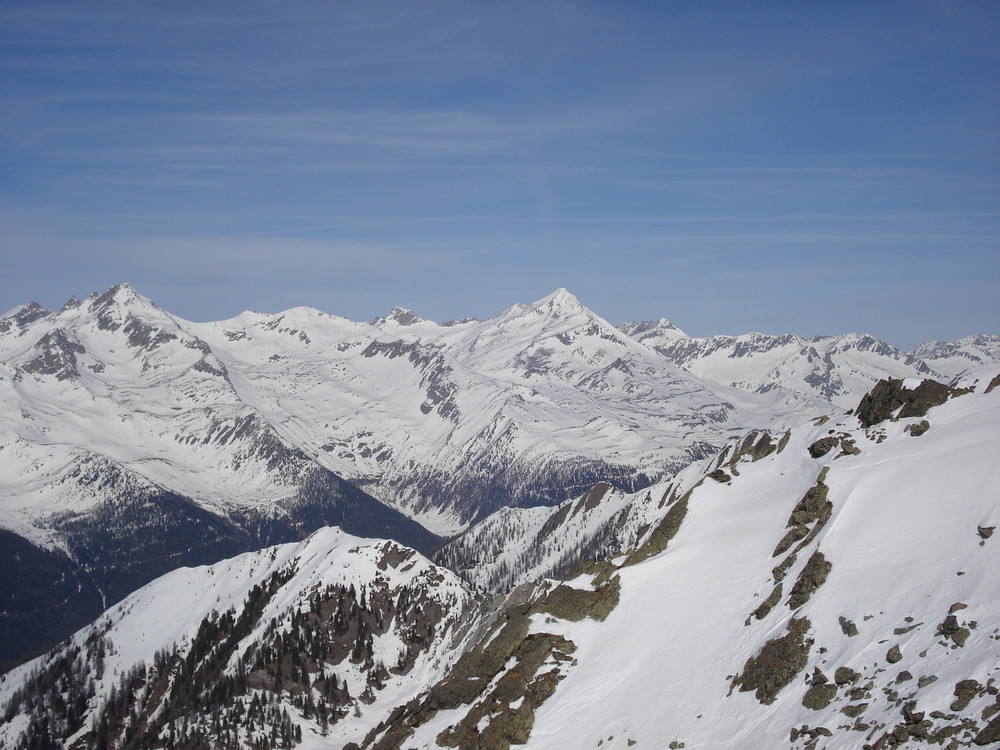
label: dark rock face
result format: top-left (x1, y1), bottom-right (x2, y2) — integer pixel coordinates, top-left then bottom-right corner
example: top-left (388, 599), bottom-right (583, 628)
top-left (365, 569), bottom-right (619, 750)
top-left (732, 617), bottom-right (813, 704)
top-left (8, 302), bottom-right (53, 328)
top-left (856, 378), bottom-right (953, 428)
top-left (21, 329), bottom-right (86, 381)
top-left (529, 575), bottom-right (620, 623)
top-left (122, 316), bottom-right (178, 350)
top-left (772, 477), bottom-right (831, 558)
top-left (839, 616), bottom-right (859, 637)
top-left (788, 551), bottom-right (831, 610)
top-left (623, 491), bottom-right (690, 566)
top-left (951, 679), bottom-right (980, 711)
top-left (975, 713), bottom-right (1000, 745)
top-left (935, 614), bottom-right (971, 648)
top-left (808, 437), bottom-right (838, 458)
top-left (835, 666), bottom-right (860, 685)
top-left (802, 682), bottom-right (837, 710)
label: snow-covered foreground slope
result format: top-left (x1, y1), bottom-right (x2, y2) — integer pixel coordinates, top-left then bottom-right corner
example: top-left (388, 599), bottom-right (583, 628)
top-left (0, 528), bottom-right (483, 750)
top-left (368, 368), bottom-right (1000, 749)
top-left (523, 388), bottom-right (998, 748)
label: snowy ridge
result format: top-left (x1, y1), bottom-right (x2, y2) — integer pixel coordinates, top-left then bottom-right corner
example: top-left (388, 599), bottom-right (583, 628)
top-left (0, 528), bottom-right (483, 750)
top-left (910, 335), bottom-right (1000, 378)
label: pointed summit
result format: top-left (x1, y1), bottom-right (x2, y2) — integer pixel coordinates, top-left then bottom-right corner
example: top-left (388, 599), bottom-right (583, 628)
top-left (528, 288), bottom-right (590, 319)
top-left (373, 306), bottom-right (424, 328)
top-left (537, 287), bottom-right (583, 307)
top-left (85, 283), bottom-right (167, 333)
top-left (488, 288), bottom-right (594, 331)
top-left (88, 282), bottom-right (150, 312)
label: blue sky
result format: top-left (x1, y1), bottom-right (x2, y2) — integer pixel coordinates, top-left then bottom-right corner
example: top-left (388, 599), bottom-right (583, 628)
top-left (1, 1), bottom-right (997, 348)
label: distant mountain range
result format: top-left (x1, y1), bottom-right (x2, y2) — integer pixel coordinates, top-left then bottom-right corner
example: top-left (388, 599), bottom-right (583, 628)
top-left (623, 317), bottom-right (999, 409)
top-left (1, 283), bottom-right (997, 668)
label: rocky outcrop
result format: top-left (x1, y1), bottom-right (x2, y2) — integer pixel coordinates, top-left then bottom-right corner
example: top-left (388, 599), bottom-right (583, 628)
top-left (856, 377), bottom-right (954, 428)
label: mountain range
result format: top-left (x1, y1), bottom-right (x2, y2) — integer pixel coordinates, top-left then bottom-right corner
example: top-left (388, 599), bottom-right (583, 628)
top-left (1, 283), bottom-right (998, 731)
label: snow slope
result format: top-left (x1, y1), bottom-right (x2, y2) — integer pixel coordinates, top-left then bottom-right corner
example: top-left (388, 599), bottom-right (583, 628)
top-left (372, 366), bottom-right (1000, 749)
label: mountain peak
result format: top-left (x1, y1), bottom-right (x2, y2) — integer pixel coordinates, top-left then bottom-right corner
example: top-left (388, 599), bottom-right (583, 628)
top-left (373, 306), bottom-right (424, 327)
top-left (88, 282), bottom-right (155, 313)
top-left (1, 301), bottom-right (53, 328)
top-left (532, 288), bottom-right (587, 315)
top-left (83, 283), bottom-right (172, 335)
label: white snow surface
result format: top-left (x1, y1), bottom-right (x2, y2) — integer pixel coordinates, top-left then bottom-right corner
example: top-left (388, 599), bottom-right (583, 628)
top-left (532, 370), bottom-right (998, 748)
top-left (402, 364), bottom-right (1000, 748)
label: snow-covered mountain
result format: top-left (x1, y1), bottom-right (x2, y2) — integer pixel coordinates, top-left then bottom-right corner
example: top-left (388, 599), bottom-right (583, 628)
top-left (910, 335), bottom-right (1000, 378)
top-left (0, 282), bottom-right (819, 664)
top-left (3, 283), bottom-right (998, 671)
top-left (619, 319), bottom-right (998, 411)
top-left (0, 285), bottom-right (437, 663)
top-left (194, 287), bottom-right (813, 535)
top-left (3, 369), bottom-right (998, 749)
